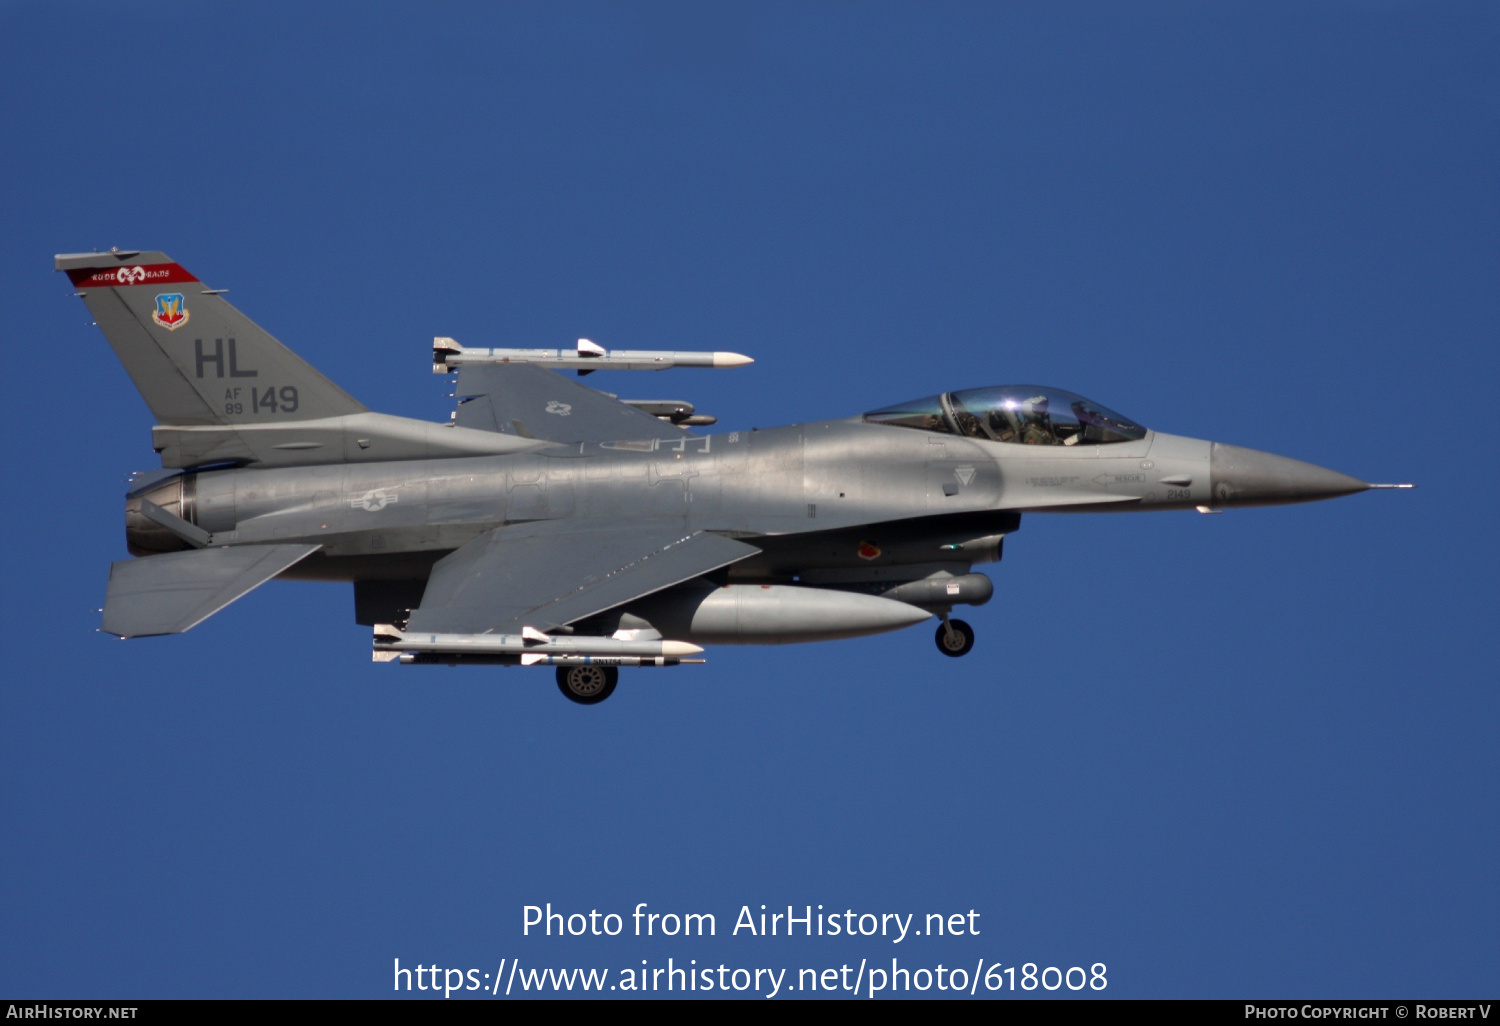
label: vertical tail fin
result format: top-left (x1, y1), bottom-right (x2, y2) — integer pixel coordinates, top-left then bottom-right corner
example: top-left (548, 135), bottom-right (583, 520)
top-left (57, 250), bottom-right (365, 426)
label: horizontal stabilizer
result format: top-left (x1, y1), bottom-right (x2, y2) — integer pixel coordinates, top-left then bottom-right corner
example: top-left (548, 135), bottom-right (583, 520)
top-left (103, 543), bottom-right (320, 638)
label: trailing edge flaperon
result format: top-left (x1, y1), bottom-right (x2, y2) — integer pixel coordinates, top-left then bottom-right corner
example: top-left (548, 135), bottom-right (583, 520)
top-left (61, 250), bottom-right (1412, 704)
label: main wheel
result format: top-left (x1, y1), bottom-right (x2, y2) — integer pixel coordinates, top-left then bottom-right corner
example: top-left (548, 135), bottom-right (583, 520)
top-left (935, 618), bottom-right (975, 657)
top-left (556, 664), bottom-right (618, 704)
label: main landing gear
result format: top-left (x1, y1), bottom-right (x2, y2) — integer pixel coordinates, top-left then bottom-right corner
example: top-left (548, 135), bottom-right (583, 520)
top-left (935, 616), bottom-right (975, 657)
top-left (556, 665), bottom-right (618, 705)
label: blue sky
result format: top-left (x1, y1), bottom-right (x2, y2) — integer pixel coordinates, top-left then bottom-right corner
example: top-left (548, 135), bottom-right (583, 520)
top-left (1, 1), bottom-right (1495, 999)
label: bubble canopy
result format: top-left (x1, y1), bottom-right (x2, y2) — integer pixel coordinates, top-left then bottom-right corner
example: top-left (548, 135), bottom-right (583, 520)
top-left (864, 386), bottom-right (1148, 446)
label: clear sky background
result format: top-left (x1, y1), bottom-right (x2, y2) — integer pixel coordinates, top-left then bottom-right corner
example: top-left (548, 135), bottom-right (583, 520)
top-left (1, 1), bottom-right (1495, 1000)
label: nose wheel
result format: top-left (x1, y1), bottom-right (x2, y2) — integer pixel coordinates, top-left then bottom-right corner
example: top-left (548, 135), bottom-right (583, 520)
top-left (935, 617), bottom-right (975, 657)
top-left (556, 665), bottom-right (618, 704)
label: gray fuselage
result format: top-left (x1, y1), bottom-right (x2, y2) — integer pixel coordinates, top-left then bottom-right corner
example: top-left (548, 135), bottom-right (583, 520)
top-left (129, 418), bottom-right (1259, 585)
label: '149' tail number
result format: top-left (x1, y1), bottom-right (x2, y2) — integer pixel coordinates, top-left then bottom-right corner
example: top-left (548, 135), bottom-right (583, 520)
top-left (224, 385), bottom-right (299, 415)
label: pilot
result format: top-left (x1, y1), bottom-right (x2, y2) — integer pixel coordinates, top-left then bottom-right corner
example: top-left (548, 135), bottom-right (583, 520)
top-left (1017, 395), bottom-right (1056, 445)
top-left (990, 400), bottom-right (1024, 442)
top-left (922, 411), bottom-right (952, 433)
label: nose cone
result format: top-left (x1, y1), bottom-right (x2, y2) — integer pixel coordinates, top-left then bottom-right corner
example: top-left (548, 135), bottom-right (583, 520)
top-left (1209, 443), bottom-right (1369, 507)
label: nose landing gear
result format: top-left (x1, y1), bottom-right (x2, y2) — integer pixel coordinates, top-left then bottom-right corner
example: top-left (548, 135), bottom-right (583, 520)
top-left (556, 664), bottom-right (619, 704)
top-left (935, 616), bottom-right (975, 657)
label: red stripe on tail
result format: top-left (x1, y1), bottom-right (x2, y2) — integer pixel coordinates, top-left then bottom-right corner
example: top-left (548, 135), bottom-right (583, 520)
top-left (68, 263), bottom-right (199, 288)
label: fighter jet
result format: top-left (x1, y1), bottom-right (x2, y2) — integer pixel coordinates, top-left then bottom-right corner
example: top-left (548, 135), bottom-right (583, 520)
top-left (61, 250), bottom-right (1412, 704)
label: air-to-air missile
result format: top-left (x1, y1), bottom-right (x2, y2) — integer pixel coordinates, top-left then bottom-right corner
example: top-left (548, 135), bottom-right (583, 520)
top-left (435, 337), bottom-right (739, 426)
top-left (60, 250), bottom-right (1412, 704)
top-left (433, 335), bottom-right (754, 372)
top-left (372, 625), bottom-right (706, 666)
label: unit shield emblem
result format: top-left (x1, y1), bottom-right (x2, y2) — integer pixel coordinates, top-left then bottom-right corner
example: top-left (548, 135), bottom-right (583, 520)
top-left (152, 293), bottom-right (190, 331)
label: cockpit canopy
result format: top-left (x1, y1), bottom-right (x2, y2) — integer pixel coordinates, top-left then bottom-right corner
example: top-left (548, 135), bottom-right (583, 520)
top-left (864, 386), bottom-right (1147, 446)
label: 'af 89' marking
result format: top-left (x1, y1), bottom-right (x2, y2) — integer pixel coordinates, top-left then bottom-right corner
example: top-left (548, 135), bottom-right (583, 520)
top-left (222, 385), bottom-right (299, 415)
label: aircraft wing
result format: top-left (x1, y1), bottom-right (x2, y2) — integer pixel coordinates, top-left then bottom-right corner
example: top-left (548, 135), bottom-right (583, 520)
top-left (404, 522), bottom-right (760, 635)
top-left (453, 363), bottom-right (691, 443)
top-left (103, 543), bottom-right (321, 638)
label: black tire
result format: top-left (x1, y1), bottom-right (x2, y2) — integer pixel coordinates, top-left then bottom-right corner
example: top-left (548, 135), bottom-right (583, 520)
top-left (935, 618), bottom-right (975, 657)
top-left (556, 664), bottom-right (618, 704)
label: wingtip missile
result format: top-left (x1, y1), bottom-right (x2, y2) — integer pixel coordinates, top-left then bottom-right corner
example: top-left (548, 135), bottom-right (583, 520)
top-left (432, 336), bottom-right (755, 373)
top-left (373, 627), bottom-right (704, 660)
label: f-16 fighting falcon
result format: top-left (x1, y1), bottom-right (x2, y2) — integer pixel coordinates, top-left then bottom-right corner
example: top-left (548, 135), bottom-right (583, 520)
top-left (62, 250), bottom-right (1412, 704)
